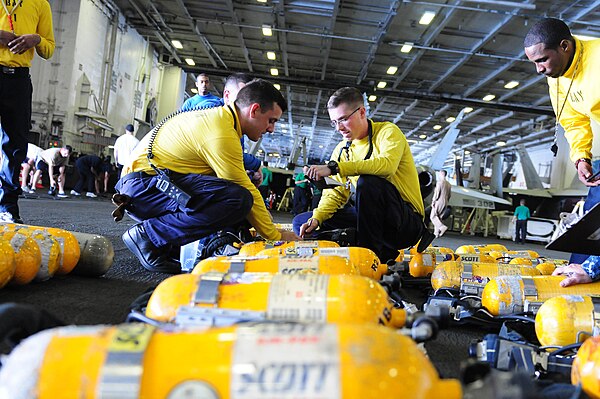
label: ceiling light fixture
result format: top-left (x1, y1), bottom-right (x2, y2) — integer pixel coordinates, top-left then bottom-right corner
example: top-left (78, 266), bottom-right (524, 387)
top-left (433, 125), bottom-right (442, 130)
top-left (482, 94), bottom-right (496, 102)
top-left (171, 40), bottom-right (183, 49)
top-left (419, 134), bottom-right (427, 139)
top-left (496, 141), bottom-right (506, 147)
top-left (368, 95), bottom-right (377, 102)
top-left (465, 150), bottom-right (471, 155)
top-left (266, 51), bottom-right (276, 60)
top-left (504, 80), bottom-right (519, 89)
top-left (191, 88), bottom-right (198, 94)
top-left (273, 83), bottom-right (281, 90)
top-left (184, 58), bottom-right (195, 66)
top-left (419, 11), bottom-right (435, 25)
top-left (377, 81), bottom-right (387, 89)
top-left (463, 107), bottom-right (473, 113)
top-left (446, 116), bottom-right (456, 122)
top-left (400, 42), bottom-right (413, 53)
top-left (270, 68), bottom-right (279, 76)
top-left (262, 25), bottom-right (273, 36)
top-left (386, 66), bottom-right (398, 75)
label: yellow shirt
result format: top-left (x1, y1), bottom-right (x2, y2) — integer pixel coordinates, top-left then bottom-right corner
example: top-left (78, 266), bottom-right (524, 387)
top-left (548, 38), bottom-right (600, 162)
top-left (124, 106), bottom-right (281, 241)
top-left (312, 120), bottom-right (425, 224)
top-left (0, 0), bottom-right (54, 66)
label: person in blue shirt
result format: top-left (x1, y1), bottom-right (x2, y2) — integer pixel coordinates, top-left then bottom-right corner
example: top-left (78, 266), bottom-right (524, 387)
top-left (179, 73), bottom-right (262, 179)
top-left (512, 199), bottom-right (530, 244)
top-left (554, 257), bottom-right (600, 287)
top-left (180, 73), bottom-right (221, 111)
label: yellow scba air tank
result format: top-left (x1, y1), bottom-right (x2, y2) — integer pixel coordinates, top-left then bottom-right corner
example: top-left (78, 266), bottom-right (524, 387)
top-left (257, 246), bottom-right (386, 280)
top-left (0, 230), bottom-right (41, 285)
top-left (0, 238), bottom-right (15, 289)
top-left (572, 336), bottom-right (600, 399)
top-left (69, 231), bottom-right (114, 277)
top-left (456, 253), bottom-right (495, 263)
top-left (430, 261), bottom-right (541, 292)
top-left (2, 224), bottom-right (80, 275)
top-left (9, 228), bottom-right (61, 281)
top-left (146, 273), bottom-right (406, 328)
top-left (535, 295), bottom-right (600, 347)
top-left (238, 240), bottom-right (339, 256)
top-left (193, 255), bottom-right (359, 276)
top-left (455, 244), bottom-right (507, 255)
top-left (407, 247), bottom-right (455, 277)
top-left (482, 275), bottom-right (600, 316)
top-left (0, 323), bottom-right (462, 399)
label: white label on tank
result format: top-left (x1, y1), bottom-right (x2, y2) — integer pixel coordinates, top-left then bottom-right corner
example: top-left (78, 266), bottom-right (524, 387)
top-left (319, 247), bottom-right (350, 258)
top-left (267, 274), bottom-right (328, 322)
top-left (277, 257), bottom-right (320, 274)
top-left (564, 295), bottom-right (585, 302)
top-left (459, 254), bottom-right (483, 263)
top-left (294, 241), bottom-right (320, 248)
top-left (231, 323), bottom-right (340, 399)
top-left (168, 381), bottom-right (220, 399)
top-left (422, 253), bottom-right (433, 266)
top-left (33, 234), bottom-right (55, 281)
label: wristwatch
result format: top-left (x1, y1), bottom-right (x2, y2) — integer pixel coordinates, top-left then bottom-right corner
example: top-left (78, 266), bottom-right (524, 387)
top-left (327, 160), bottom-right (339, 175)
top-left (575, 158), bottom-right (591, 170)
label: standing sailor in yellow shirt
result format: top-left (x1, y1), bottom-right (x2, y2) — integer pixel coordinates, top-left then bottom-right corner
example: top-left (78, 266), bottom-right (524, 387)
top-left (294, 87), bottom-right (434, 262)
top-left (524, 18), bottom-right (600, 264)
top-left (0, 0), bottom-right (54, 223)
top-left (116, 80), bottom-right (299, 273)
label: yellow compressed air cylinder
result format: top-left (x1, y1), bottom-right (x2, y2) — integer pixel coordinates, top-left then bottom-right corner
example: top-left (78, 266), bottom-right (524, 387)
top-left (407, 247), bottom-right (455, 277)
top-left (481, 275), bottom-right (600, 316)
top-left (572, 336), bottom-right (600, 399)
top-left (146, 273), bottom-right (406, 328)
top-left (430, 261), bottom-right (541, 290)
top-left (193, 255), bottom-right (359, 276)
top-left (455, 244), bottom-right (507, 255)
top-left (0, 322), bottom-right (462, 399)
top-left (0, 230), bottom-right (41, 285)
top-left (239, 240), bottom-right (339, 256)
top-left (257, 246), bottom-right (386, 280)
top-left (0, 238), bottom-right (15, 289)
top-left (2, 224), bottom-right (80, 275)
top-left (535, 295), bottom-right (598, 347)
top-left (3, 227), bottom-right (61, 281)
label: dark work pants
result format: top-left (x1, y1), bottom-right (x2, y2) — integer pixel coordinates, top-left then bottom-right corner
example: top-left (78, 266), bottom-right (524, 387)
top-left (516, 220), bottom-right (527, 244)
top-left (292, 186), bottom-right (310, 215)
top-left (74, 161), bottom-right (96, 194)
top-left (116, 173), bottom-right (253, 248)
top-left (0, 72), bottom-right (32, 219)
top-left (293, 175), bottom-right (424, 262)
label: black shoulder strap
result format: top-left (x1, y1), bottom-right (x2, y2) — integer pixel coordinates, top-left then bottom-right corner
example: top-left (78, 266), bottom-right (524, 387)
top-left (336, 120), bottom-right (373, 162)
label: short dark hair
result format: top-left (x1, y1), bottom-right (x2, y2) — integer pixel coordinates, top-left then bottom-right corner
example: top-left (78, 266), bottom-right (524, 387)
top-left (439, 169), bottom-right (447, 176)
top-left (524, 18), bottom-right (573, 49)
top-left (225, 73), bottom-right (253, 92)
top-left (327, 87), bottom-right (364, 109)
top-left (64, 145), bottom-right (73, 153)
top-left (235, 79), bottom-right (287, 113)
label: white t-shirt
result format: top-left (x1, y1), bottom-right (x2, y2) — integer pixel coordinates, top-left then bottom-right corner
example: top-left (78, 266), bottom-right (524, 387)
top-left (114, 134), bottom-right (140, 166)
top-left (26, 143), bottom-right (43, 161)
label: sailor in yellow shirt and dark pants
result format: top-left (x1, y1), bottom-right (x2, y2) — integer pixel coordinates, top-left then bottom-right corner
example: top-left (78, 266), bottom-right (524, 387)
top-left (0, 0), bottom-right (54, 223)
top-left (116, 80), bottom-right (300, 273)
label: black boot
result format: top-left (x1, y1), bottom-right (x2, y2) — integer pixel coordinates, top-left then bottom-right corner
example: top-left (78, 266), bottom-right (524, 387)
top-left (122, 224), bottom-right (181, 274)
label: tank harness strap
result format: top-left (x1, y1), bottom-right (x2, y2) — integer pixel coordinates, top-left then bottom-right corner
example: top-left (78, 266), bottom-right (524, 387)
top-left (461, 262), bottom-right (473, 280)
top-left (97, 324), bottom-right (156, 399)
top-left (522, 277), bottom-right (538, 298)
top-left (228, 260), bottom-right (247, 274)
top-left (193, 272), bottom-right (226, 305)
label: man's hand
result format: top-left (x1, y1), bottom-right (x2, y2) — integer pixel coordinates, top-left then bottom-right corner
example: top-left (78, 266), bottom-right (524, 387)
top-left (552, 263), bottom-right (593, 287)
top-left (307, 165), bottom-right (331, 180)
top-left (279, 229), bottom-right (301, 241)
top-left (8, 34), bottom-right (41, 54)
top-left (0, 30), bottom-right (16, 47)
top-left (299, 218), bottom-right (319, 238)
top-left (254, 168), bottom-right (263, 186)
top-left (577, 161), bottom-right (600, 187)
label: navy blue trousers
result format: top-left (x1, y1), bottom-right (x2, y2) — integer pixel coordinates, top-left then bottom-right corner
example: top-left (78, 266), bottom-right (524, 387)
top-left (0, 72), bottom-right (32, 219)
top-left (293, 175), bottom-right (424, 262)
top-left (116, 173), bottom-right (253, 248)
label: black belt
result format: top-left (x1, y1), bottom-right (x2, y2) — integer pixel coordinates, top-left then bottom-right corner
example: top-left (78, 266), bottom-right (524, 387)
top-left (0, 66), bottom-right (29, 77)
top-left (120, 171), bottom-right (155, 183)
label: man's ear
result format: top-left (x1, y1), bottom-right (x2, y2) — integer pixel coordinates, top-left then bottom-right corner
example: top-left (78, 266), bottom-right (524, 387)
top-left (249, 103), bottom-right (261, 117)
top-left (559, 39), bottom-right (571, 53)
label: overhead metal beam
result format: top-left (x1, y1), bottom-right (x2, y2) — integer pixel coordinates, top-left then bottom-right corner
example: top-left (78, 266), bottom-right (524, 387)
top-left (224, 0), bottom-right (253, 72)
